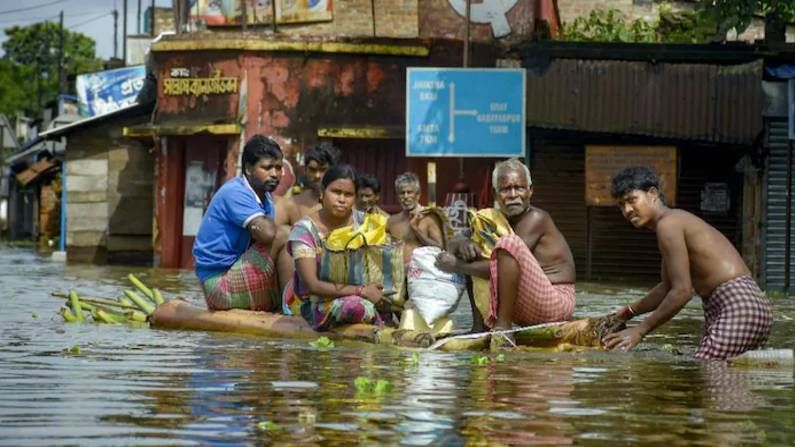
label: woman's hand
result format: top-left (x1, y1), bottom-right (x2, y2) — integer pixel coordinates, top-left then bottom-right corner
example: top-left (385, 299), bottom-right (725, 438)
top-left (360, 283), bottom-right (384, 305)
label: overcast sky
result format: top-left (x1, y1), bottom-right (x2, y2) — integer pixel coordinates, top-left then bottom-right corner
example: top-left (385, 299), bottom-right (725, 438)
top-left (0, 0), bottom-right (173, 60)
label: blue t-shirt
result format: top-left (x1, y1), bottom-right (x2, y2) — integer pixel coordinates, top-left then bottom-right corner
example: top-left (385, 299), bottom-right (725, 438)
top-left (193, 176), bottom-right (275, 283)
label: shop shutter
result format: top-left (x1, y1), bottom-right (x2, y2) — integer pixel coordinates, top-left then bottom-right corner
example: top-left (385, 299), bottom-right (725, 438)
top-left (763, 119), bottom-right (795, 290)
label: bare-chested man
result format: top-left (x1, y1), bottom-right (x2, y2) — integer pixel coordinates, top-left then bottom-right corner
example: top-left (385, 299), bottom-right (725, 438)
top-left (273, 142), bottom-right (339, 294)
top-left (435, 159), bottom-right (576, 344)
top-left (602, 166), bottom-right (772, 360)
top-left (274, 142), bottom-right (340, 226)
top-left (387, 172), bottom-right (444, 264)
top-left (356, 174), bottom-right (390, 218)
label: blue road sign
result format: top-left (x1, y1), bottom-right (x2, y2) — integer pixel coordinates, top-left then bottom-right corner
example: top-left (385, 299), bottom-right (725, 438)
top-left (406, 68), bottom-right (526, 157)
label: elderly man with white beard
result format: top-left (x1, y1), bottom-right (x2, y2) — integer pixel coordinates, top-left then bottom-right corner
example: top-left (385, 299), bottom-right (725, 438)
top-left (435, 158), bottom-right (577, 348)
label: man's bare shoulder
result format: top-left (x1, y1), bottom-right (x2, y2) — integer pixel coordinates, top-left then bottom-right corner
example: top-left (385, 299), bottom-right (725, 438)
top-left (293, 190), bottom-right (316, 206)
top-left (657, 209), bottom-right (701, 231)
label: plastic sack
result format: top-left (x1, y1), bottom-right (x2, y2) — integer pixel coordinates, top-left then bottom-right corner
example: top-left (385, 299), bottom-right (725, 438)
top-left (326, 213), bottom-right (388, 250)
top-left (321, 211), bottom-right (405, 310)
top-left (467, 208), bottom-right (514, 320)
top-left (407, 246), bottom-right (465, 325)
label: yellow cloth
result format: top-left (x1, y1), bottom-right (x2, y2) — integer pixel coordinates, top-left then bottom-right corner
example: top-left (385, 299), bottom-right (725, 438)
top-left (325, 213), bottom-right (389, 250)
top-left (467, 208), bottom-right (514, 321)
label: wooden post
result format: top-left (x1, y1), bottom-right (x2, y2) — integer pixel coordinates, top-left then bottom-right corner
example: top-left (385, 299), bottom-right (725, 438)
top-left (427, 161), bottom-right (437, 207)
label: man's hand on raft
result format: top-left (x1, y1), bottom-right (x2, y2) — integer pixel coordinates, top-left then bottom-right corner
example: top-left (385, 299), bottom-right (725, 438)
top-left (435, 251), bottom-right (458, 273)
top-left (602, 326), bottom-right (645, 352)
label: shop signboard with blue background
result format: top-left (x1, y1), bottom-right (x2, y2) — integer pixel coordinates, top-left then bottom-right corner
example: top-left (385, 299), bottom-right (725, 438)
top-left (76, 65), bottom-right (146, 117)
top-left (406, 68), bottom-right (526, 157)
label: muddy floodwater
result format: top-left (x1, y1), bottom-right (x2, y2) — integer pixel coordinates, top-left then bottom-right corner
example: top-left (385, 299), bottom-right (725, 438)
top-left (1, 246), bottom-right (794, 446)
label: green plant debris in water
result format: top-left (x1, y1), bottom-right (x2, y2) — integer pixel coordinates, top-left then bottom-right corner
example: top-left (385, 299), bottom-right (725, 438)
top-left (471, 355), bottom-right (489, 365)
top-left (662, 344), bottom-right (682, 355)
top-left (354, 377), bottom-right (393, 395)
top-left (63, 345), bottom-right (81, 355)
top-left (256, 420), bottom-right (281, 431)
top-left (31, 313), bottom-right (39, 319)
top-left (472, 354), bottom-right (504, 365)
top-left (309, 336), bottom-right (335, 349)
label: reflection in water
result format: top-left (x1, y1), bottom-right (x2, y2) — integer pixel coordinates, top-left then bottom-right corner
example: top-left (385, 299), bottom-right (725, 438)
top-left (1, 247), bottom-right (795, 446)
top-left (461, 358), bottom-right (576, 446)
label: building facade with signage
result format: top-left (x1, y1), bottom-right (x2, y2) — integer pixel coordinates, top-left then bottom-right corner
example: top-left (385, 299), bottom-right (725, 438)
top-left (105, 0), bottom-right (557, 268)
top-left (518, 41), bottom-right (768, 283)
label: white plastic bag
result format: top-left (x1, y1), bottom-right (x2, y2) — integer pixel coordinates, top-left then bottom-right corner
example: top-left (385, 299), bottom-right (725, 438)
top-left (407, 246), bottom-right (465, 325)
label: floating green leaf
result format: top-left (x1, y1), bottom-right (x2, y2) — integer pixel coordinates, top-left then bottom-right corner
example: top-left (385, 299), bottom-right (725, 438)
top-left (354, 376), bottom-right (393, 395)
top-left (256, 420), bottom-right (281, 431)
top-left (662, 344), bottom-right (682, 355)
top-left (309, 336), bottom-right (335, 349)
top-left (471, 355), bottom-right (489, 365)
top-left (63, 345), bottom-right (81, 355)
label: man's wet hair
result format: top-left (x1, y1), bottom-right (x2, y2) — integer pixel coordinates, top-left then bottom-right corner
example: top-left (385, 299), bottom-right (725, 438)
top-left (357, 174), bottom-right (381, 194)
top-left (321, 164), bottom-right (358, 192)
top-left (242, 135), bottom-right (282, 170)
top-left (395, 172), bottom-right (420, 192)
top-left (492, 158), bottom-right (532, 190)
top-left (611, 166), bottom-right (665, 202)
top-left (305, 142), bottom-right (340, 167)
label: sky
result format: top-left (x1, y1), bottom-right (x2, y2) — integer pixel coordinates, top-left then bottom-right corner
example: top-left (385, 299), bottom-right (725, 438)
top-left (0, 0), bottom-right (173, 60)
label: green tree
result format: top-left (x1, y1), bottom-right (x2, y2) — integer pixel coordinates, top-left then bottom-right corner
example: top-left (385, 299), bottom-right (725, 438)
top-left (2, 21), bottom-right (101, 116)
top-left (0, 59), bottom-right (30, 117)
top-left (699, 0), bottom-right (795, 40)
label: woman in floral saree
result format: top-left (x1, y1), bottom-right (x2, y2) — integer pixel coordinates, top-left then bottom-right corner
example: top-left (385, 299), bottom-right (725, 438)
top-left (286, 164), bottom-right (386, 330)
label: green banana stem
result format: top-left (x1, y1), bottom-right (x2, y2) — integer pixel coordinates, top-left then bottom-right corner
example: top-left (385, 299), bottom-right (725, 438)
top-left (60, 307), bottom-right (78, 323)
top-left (128, 274), bottom-right (155, 301)
top-left (125, 310), bottom-right (148, 323)
top-left (152, 288), bottom-right (165, 305)
top-left (92, 308), bottom-right (120, 324)
top-left (76, 297), bottom-right (139, 311)
top-left (68, 290), bottom-right (85, 322)
top-left (124, 289), bottom-right (155, 315)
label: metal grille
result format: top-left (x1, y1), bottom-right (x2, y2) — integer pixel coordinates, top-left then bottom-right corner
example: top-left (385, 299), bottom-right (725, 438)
top-left (763, 119), bottom-right (794, 290)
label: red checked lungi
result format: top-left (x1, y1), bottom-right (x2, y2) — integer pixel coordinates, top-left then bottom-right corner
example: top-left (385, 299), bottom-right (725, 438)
top-left (487, 234), bottom-right (575, 327)
top-left (694, 275), bottom-right (773, 360)
top-left (201, 242), bottom-right (279, 312)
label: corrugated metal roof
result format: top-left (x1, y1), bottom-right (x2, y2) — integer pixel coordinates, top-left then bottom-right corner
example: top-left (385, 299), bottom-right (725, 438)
top-left (525, 59), bottom-right (763, 145)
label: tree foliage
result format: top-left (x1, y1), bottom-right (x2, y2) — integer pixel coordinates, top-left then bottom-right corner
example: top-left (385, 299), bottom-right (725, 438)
top-left (0, 59), bottom-right (30, 117)
top-left (699, 0), bottom-right (795, 36)
top-left (1, 21), bottom-right (101, 116)
top-left (558, 1), bottom-right (795, 44)
top-left (558, 9), bottom-right (658, 43)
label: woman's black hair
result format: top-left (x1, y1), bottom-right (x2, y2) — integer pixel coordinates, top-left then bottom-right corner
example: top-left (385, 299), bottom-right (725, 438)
top-left (242, 135), bottom-right (282, 170)
top-left (611, 166), bottom-right (665, 203)
top-left (321, 164), bottom-right (357, 191)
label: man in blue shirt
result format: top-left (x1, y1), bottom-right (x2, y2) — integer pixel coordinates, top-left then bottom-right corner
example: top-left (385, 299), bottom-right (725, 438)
top-left (193, 135), bottom-right (284, 311)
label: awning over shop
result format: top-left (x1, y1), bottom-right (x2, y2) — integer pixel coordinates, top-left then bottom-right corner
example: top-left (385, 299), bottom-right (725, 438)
top-left (123, 121), bottom-right (241, 137)
top-left (317, 126), bottom-right (403, 139)
top-left (518, 42), bottom-right (765, 145)
top-left (15, 158), bottom-right (58, 186)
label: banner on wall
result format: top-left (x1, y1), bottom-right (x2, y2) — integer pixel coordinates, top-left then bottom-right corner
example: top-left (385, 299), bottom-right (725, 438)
top-left (190, 0), bottom-right (333, 26)
top-left (75, 65), bottom-right (146, 117)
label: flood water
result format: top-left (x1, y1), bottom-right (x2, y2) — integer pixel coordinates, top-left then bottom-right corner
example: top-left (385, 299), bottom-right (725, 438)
top-left (1, 245), bottom-right (794, 446)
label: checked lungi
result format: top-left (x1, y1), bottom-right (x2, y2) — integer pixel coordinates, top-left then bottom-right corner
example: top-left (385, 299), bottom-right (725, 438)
top-left (201, 242), bottom-right (279, 312)
top-left (694, 275), bottom-right (772, 360)
top-left (487, 234), bottom-right (575, 327)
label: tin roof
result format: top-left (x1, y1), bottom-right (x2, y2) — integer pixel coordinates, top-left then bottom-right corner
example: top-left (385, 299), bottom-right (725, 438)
top-left (523, 57), bottom-right (763, 144)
